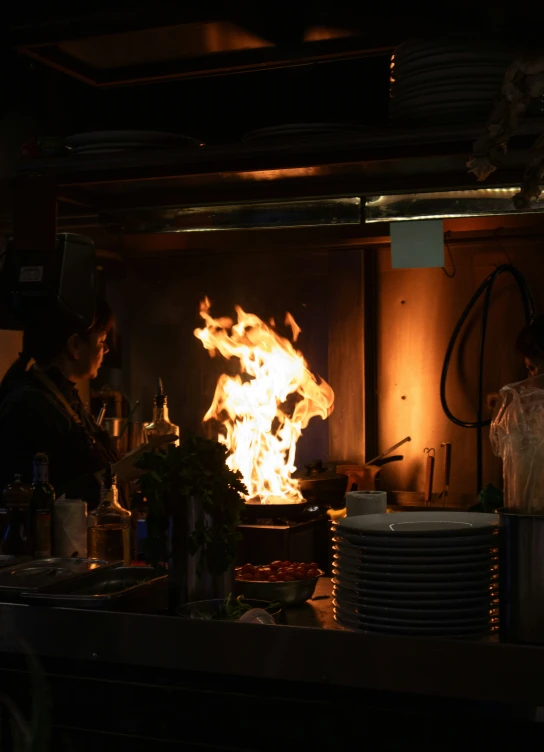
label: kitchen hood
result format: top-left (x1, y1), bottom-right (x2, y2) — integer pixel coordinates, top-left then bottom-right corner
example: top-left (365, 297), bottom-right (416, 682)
top-left (365, 188), bottom-right (544, 223)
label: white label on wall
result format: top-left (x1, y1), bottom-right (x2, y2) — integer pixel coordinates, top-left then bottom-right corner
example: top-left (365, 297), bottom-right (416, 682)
top-left (390, 220), bottom-right (444, 269)
top-left (19, 266), bottom-right (44, 283)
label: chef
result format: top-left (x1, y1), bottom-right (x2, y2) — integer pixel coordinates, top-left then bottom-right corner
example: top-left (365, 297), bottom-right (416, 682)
top-left (0, 297), bottom-right (173, 508)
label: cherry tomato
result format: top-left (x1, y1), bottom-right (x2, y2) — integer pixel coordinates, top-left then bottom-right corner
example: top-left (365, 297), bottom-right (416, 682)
top-left (284, 574), bottom-right (295, 581)
top-left (286, 568), bottom-right (297, 577)
top-left (310, 563), bottom-right (319, 570)
top-left (241, 573), bottom-right (255, 581)
top-left (270, 561), bottom-right (282, 570)
top-left (268, 575), bottom-right (277, 582)
top-left (294, 569), bottom-right (305, 580)
top-left (280, 561), bottom-right (291, 569)
top-left (241, 564), bottom-right (255, 574)
top-left (276, 568), bottom-right (286, 577)
top-left (275, 572), bottom-right (285, 581)
top-left (307, 568), bottom-right (319, 578)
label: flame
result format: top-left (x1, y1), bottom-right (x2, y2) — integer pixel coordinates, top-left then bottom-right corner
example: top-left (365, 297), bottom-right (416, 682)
top-left (194, 298), bottom-right (334, 504)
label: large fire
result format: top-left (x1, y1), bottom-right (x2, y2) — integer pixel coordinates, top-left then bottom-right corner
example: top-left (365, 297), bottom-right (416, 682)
top-left (194, 298), bottom-right (334, 504)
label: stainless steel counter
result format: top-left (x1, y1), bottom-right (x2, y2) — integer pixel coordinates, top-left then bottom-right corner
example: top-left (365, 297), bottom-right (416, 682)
top-left (0, 577), bottom-right (542, 708)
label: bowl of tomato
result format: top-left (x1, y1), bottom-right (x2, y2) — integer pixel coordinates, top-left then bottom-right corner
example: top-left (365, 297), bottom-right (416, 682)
top-left (233, 560), bottom-right (323, 606)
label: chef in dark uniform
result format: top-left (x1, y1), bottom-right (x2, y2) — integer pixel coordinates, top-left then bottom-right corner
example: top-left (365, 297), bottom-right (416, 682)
top-left (0, 297), bottom-right (171, 508)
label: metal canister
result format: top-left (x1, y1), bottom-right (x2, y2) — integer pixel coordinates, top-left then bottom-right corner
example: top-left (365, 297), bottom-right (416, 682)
top-left (33, 510), bottom-right (52, 559)
top-left (500, 510), bottom-right (544, 644)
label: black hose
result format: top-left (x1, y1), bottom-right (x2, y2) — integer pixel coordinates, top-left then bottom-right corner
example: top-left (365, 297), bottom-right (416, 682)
top-left (440, 264), bottom-right (535, 495)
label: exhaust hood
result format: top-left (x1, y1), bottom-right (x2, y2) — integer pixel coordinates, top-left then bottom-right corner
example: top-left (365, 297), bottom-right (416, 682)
top-left (102, 197), bottom-right (361, 233)
top-left (365, 188), bottom-right (544, 223)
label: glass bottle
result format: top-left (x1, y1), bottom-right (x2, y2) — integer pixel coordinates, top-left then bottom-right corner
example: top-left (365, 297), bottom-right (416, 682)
top-left (2, 475), bottom-right (33, 556)
top-left (88, 466), bottom-right (131, 565)
top-left (30, 453), bottom-right (55, 558)
top-left (144, 377), bottom-right (179, 444)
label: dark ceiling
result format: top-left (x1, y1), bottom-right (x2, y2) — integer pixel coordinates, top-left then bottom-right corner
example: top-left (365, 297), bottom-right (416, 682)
top-left (1, 2), bottom-right (543, 146)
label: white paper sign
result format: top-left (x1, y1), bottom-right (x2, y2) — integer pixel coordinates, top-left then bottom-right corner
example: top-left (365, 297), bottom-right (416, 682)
top-left (390, 219), bottom-right (444, 269)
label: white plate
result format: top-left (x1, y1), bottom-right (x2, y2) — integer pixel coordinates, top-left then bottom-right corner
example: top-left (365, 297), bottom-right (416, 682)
top-left (393, 49), bottom-right (509, 70)
top-left (332, 543), bottom-right (497, 565)
top-left (69, 142), bottom-right (193, 152)
top-left (336, 512), bottom-right (498, 537)
top-left (331, 536), bottom-right (498, 556)
top-left (332, 561), bottom-right (498, 581)
top-left (330, 576), bottom-right (497, 599)
top-left (331, 570), bottom-right (498, 591)
top-left (331, 580), bottom-right (498, 605)
top-left (332, 530), bottom-right (498, 548)
top-left (244, 122), bottom-right (361, 134)
top-left (334, 609), bottom-right (495, 636)
top-left (333, 594), bottom-right (498, 618)
top-left (333, 600), bottom-right (497, 628)
top-left (333, 554), bottom-right (499, 580)
top-left (65, 130), bottom-right (197, 147)
top-left (391, 87), bottom-right (499, 105)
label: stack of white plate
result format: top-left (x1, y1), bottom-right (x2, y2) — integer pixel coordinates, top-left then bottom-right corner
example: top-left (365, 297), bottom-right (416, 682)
top-left (65, 130), bottom-right (201, 155)
top-left (389, 39), bottom-right (512, 123)
top-left (242, 123), bottom-right (365, 144)
top-left (332, 512), bottom-right (499, 637)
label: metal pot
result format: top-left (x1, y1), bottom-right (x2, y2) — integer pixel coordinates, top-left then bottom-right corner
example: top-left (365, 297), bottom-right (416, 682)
top-left (294, 461), bottom-right (348, 509)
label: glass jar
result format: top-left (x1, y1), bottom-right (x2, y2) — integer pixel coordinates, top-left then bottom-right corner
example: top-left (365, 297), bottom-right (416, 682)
top-left (88, 467), bottom-right (131, 565)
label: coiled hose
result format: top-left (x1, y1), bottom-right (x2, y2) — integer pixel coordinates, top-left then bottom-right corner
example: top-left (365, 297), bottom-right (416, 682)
top-left (440, 264), bottom-right (535, 495)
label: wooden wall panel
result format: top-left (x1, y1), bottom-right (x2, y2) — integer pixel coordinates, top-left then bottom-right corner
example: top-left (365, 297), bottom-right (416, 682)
top-left (376, 235), bottom-right (544, 497)
top-left (327, 248), bottom-right (365, 463)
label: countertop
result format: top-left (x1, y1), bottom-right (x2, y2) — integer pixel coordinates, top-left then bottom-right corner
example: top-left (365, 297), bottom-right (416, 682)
top-left (1, 577), bottom-right (542, 709)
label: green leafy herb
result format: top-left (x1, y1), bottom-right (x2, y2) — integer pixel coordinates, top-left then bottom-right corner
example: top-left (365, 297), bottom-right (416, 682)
top-left (189, 595), bottom-right (280, 621)
top-left (135, 436), bottom-right (246, 575)
top-left (477, 484), bottom-right (504, 513)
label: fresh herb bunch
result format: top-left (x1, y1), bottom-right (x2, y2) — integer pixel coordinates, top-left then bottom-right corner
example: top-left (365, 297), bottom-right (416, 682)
top-left (135, 436), bottom-right (246, 575)
top-left (477, 483), bottom-right (504, 513)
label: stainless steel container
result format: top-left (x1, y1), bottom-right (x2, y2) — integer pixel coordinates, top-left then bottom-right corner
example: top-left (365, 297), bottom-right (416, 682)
top-left (500, 510), bottom-right (544, 644)
top-left (23, 566), bottom-right (167, 612)
top-left (169, 495), bottom-right (233, 609)
top-left (103, 419), bottom-right (146, 454)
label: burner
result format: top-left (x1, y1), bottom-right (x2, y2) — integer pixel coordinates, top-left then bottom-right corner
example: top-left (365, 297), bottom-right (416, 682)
top-left (236, 515), bottom-right (330, 573)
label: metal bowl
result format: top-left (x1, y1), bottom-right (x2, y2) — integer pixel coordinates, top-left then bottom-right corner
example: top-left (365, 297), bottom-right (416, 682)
top-left (233, 570), bottom-right (323, 607)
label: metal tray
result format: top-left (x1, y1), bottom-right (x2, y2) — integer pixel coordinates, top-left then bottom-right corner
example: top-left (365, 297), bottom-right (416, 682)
top-left (0, 557), bottom-right (114, 598)
top-left (23, 566), bottom-right (168, 613)
top-left (0, 555), bottom-right (28, 569)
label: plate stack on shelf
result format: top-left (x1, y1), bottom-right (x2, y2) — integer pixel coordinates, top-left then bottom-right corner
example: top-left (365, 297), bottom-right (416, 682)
top-left (332, 512), bottom-right (499, 637)
top-left (389, 38), bottom-right (513, 123)
top-left (65, 130), bottom-right (202, 155)
top-left (242, 123), bottom-right (366, 144)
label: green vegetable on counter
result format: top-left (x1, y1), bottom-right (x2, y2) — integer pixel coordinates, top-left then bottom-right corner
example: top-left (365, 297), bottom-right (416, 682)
top-left (477, 484), bottom-right (504, 513)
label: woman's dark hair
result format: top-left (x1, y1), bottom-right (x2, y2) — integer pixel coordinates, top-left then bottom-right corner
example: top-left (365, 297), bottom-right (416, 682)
top-left (517, 315), bottom-right (544, 360)
top-left (0, 297), bottom-right (113, 404)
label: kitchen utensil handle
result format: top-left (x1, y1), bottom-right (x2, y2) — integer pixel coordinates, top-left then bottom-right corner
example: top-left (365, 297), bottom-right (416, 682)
top-left (96, 402), bottom-right (107, 427)
top-left (367, 436), bottom-right (411, 466)
top-left (441, 442), bottom-right (452, 497)
top-left (424, 452), bottom-right (435, 504)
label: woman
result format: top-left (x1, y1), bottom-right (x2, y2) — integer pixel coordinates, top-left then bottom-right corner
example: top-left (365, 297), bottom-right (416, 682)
top-left (517, 315), bottom-right (544, 377)
top-left (0, 298), bottom-right (171, 508)
top-left (490, 315), bottom-right (544, 513)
